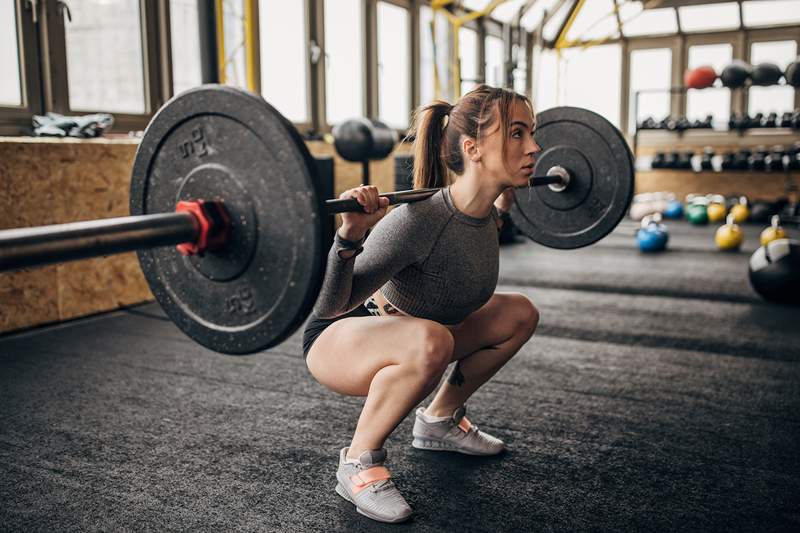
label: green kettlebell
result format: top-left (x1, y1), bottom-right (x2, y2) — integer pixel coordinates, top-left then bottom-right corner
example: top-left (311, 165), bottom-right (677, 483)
top-left (686, 203), bottom-right (709, 225)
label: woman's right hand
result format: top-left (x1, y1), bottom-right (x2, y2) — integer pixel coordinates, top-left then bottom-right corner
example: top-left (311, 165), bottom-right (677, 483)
top-left (338, 185), bottom-right (390, 241)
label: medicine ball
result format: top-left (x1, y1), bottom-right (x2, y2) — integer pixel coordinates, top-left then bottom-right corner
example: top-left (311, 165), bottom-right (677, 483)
top-left (685, 66), bottom-right (717, 89)
top-left (333, 118), bottom-right (398, 162)
top-left (750, 62), bottom-right (783, 86)
top-left (720, 60), bottom-right (752, 88)
top-left (785, 58), bottom-right (800, 87)
top-left (748, 239), bottom-right (800, 304)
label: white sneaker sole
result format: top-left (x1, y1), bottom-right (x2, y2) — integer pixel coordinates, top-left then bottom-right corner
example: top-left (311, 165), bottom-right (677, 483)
top-left (334, 482), bottom-right (411, 524)
top-left (411, 437), bottom-right (504, 456)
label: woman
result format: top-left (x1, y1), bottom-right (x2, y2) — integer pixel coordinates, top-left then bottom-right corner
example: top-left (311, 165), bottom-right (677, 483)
top-left (303, 85), bottom-right (540, 523)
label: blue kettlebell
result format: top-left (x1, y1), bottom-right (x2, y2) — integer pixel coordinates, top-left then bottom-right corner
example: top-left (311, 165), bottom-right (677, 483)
top-left (663, 198), bottom-right (683, 219)
top-left (637, 214), bottom-right (669, 252)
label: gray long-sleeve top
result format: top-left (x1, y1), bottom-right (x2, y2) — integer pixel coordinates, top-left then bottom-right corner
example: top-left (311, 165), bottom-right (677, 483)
top-left (313, 187), bottom-right (500, 325)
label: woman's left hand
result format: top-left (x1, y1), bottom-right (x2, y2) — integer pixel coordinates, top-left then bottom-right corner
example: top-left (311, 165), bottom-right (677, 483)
top-left (494, 187), bottom-right (515, 214)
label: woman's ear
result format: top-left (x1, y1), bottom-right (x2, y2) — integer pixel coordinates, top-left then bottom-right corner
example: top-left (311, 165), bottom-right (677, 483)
top-left (462, 136), bottom-right (481, 163)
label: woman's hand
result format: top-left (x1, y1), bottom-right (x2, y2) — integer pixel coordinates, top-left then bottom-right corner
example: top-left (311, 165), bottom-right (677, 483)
top-left (494, 187), bottom-right (515, 214)
top-left (338, 185), bottom-right (390, 241)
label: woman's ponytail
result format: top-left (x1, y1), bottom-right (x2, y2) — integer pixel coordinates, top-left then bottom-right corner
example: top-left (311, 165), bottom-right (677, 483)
top-left (411, 101), bottom-right (451, 190)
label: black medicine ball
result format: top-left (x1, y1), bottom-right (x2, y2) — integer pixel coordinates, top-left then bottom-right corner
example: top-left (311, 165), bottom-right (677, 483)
top-left (749, 239), bottom-right (800, 304)
top-left (750, 62), bottom-right (783, 86)
top-left (720, 60), bottom-right (752, 88)
top-left (785, 58), bottom-right (800, 87)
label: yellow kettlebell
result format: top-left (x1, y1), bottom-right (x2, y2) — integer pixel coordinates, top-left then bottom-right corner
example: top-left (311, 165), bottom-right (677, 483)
top-left (760, 215), bottom-right (787, 246)
top-left (730, 196), bottom-right (749, 224)
top-left (706, 196), bottom-right (727, 223)
top-left (715, 213), bottom-right (744, 251)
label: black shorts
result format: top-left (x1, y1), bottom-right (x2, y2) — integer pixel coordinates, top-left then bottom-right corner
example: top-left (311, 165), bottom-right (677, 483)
top-left (302, 305), bottom-right (374, 358)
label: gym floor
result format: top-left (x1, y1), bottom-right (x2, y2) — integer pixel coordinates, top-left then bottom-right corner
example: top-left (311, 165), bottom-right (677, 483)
top-left (2, 220), bottom-right (799, 532)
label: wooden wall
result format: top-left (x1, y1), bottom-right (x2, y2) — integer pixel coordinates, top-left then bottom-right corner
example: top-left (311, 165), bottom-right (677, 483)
top-left (0, 137), bottom-right (412, 335)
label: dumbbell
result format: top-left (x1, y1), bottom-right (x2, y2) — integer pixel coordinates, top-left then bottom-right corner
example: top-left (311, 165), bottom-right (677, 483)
top-left (748, 146), bottom-right (768, 171)
top-left (721, 151), bottom-right (735, 171)
top-left (734, 149), bottom-right (751, 170)
top-left (788, 142), bottom-right (800, 171)
top-left (677, 151), bottom-right (693, 170)
top-left (651, 152), bottom-right (666, 169)
top-left (765, 146), bottom-right (785, 172)
top-left (700, 147), bottom-right (715, 171)
top-left (780, 112), bottom-right (793, 128)
top-left (763, 112), bottom-right (778, 128)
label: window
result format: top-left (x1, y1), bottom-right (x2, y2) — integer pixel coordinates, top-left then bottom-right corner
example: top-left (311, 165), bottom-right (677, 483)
top-left (260, 0), bottom-right (308, 122)
top-left (629, 48), bottom-right (672, 133)
top-left (490, 0), bottom-right (528, 24)
top-left (542, 1), bottom-right (573, 42)
top-left (561, 44), bottom-right (622, 127)
top-left (377, 2), bottom-right (410, 128)
top-left (742, 1), bottom-right (800, 27)
top-left (170, 0), bottom-right (202, 96)
top-left (0, 1), bottom-right (21, 106)
top-left (686, 43), bottom-right (732, 127)
top-left (520, 0), bottom-right (558, 31)
top-left (619, 4), bottom-right (678, 37)
top-left (749, 40), bottom-right (798, 115)
top-left (420, 6), bottom-right (451, 105)
top-left (64, 0), bottom-right (146, 113)
top-left (459, 27), bottom-right (478, 96)
top-left (564, 0), bottom-right (618, 43)
top-left (533, 47), bottom-right (559, 111)
top-left (512, 42), bottom-right (527, 95)
top-left (485, 35), bottom-right (504, 88)
top-left (325, 0), bottom-right (364, 124)
top-left (678, 3), bottom-right (740, 33)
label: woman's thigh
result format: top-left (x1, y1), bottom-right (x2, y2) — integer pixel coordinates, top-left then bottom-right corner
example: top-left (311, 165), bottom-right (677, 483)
top-left (450, 292), bottom-right (539, 361)
top-left (306, 315), bottom-right (453, 397)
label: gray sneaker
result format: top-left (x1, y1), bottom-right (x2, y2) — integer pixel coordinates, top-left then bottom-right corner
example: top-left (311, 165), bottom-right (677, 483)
top-left (334, 447), bottom-right (412, 523)
top-left (412, 405), bottom-right (506, 456)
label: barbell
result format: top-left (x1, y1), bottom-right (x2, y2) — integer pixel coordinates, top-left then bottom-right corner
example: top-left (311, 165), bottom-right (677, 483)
top-left (0, 85), bottom-right (634, 354)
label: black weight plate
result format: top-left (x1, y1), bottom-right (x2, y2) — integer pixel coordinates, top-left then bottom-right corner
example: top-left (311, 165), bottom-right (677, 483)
top-left (131, 85), bottom-right (327, 354)
top-left (511, 106), bottom-right (634, 249)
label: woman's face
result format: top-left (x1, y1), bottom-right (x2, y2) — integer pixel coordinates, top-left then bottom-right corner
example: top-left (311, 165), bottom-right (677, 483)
top-left (478, 99), bottom-right (540, 189)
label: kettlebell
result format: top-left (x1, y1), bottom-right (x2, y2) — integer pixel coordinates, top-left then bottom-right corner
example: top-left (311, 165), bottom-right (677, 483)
top-left (760, 215), bottom-right (787, 246)
top-left (663, 197), bottom-right (684, 219)
top-left (730, 196), bottom-right (749, 223)
top-left (686, 198), bottom-right (709, 225)
top-left (637, 214), bottom-right (669, 252)
top-left (715, 213), bottom-right (744, 251)
top-left (707, 195), bottom-right (727, 223)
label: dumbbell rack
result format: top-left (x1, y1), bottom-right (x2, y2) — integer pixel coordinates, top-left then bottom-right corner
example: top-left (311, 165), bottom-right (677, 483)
top-left (631, 86), bottom-right (800, 161)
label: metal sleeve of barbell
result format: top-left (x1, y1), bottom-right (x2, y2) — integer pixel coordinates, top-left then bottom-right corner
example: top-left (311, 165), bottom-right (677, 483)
top-left (0, 212), bottom-right (199, 272)
top-left (324, 174), bottom-right (565, 213)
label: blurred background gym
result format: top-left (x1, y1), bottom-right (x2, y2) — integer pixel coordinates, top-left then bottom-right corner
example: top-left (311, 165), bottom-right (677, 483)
top-left (1, 1), bottom-right (799, 531)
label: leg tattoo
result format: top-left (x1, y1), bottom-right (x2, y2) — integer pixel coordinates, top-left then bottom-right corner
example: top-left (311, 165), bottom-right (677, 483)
top-left (448, 362), bottom-right (465, 387)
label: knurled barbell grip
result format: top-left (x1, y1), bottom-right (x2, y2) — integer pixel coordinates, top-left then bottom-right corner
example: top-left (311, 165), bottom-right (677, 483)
top-left (0, 212), bottom-right (199, 272)
top-left (324, 173), bottom-right (567, 214)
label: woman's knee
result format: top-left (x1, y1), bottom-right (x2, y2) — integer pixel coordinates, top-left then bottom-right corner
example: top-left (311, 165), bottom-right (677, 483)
top-left (408, 321), bottom-right (454, 377)
top-left (510, 294), bottom-right (540, 337)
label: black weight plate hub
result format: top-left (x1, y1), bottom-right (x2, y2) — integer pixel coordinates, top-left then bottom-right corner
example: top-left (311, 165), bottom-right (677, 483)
top-left (131, 85), bottom-right (327, 354)
top-left (511, 106), bottom-right (634, 249)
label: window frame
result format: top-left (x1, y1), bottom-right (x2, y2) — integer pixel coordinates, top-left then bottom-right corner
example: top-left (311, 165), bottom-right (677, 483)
top-left (371, 0), bottom-right (414, 132)
top-left (40, 0), bottom-right (167, 133)
top-left (624, 36), bottom-right (682, 135)
top-left (0, 0), bottom-right (43, 136)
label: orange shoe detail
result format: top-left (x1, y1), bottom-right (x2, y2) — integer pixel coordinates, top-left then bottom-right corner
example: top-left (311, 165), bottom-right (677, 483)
top-left (458, 417), bottom-right (473, 433)
top-left (349, 466), bottom-right (391, 494)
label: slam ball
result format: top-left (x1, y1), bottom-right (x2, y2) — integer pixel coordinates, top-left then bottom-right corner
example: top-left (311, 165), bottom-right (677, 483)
top-left (749, 239), bottom-right (800, 304)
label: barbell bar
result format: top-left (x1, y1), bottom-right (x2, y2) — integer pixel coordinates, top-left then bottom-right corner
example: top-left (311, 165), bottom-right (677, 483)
top-left (0, 85), bottom-right (634, 354)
